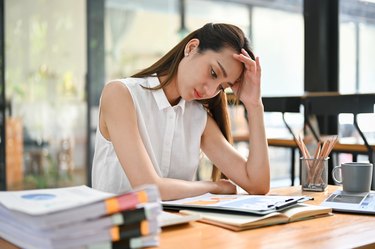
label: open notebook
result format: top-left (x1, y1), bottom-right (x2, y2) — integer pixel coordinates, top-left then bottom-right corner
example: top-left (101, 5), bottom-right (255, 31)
top-left (321, 190), bottom-right (375, 215)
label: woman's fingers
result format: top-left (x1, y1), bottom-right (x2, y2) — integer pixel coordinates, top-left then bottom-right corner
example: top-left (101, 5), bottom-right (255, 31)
top-left (255, 57), bottom-right (261, 76)
top-left (241, 48), bottom-right (250, 57)
top-left (233, 51), bottom-right (257, 73)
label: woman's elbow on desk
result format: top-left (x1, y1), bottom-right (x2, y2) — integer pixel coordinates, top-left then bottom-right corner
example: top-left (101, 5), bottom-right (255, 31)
top-left (240, 181), bottom-right (270, 195)
top-left (240, 176), bottom-right (270, 195)
top-left (231, 170), bottom-right (270, 195)
top-left (246, 162), bottom-right (271, 195)
top-left (249, 184), bottom-right (270, 195)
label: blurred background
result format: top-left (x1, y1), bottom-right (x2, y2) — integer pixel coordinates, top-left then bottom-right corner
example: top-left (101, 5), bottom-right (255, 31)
top-left (0, 0), bottom-right (374, 190)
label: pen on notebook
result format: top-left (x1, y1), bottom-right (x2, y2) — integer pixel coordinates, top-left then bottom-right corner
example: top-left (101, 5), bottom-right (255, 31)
top-left (274, 198), bottom-right (299, 210)
top-left (267, 198), bottom-right (293, 209)
top-left (266, 196), bottom-right (313, 210)
top-left (266, 197), bottom-right (302, 210)
top-left (277, 196), bottom-right (315, 209)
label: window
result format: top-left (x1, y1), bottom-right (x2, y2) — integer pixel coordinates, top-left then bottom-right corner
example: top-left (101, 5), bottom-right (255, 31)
top-left (339, 0), bottom-right (375, 158)
top-left (253, 6), bottom-right (304, 97)
top-left (5, 0), bottom-right (87, 189)
top-left (340, 0), bottom-right (375, 94)
top-left (105, 0), bottom-right (180, 80)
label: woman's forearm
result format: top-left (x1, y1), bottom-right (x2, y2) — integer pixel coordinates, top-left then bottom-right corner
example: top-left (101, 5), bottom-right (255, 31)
top-left (244, 102), bottom-right (270, 194)
top-left (154, 178), bottom-right (235, 201)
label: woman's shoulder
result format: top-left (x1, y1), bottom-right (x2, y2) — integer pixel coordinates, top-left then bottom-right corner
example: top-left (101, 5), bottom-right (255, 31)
top-left (101, 77), bottom-right (156, 105)
top-left (100, 79), bottom-right (134, 107)
top-left (102, 77), bottom-right (148, 96)
top-left (105, 77), bottom-right (148, 87)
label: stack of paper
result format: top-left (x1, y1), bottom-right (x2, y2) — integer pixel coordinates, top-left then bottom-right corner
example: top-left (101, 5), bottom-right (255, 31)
top-left (0, 185), bottom-right (162, 249)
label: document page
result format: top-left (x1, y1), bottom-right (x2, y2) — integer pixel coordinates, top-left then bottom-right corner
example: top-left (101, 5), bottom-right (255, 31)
top-left (162, 193), bottom-right (308, 215)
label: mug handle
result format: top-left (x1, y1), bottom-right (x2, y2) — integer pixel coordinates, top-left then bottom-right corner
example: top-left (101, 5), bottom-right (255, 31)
top-left (332, 166), bottom-right (342, 184)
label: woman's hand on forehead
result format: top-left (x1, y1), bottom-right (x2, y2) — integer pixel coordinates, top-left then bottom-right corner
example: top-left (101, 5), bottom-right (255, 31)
top-left (232, 49), bottom-right (262, 107)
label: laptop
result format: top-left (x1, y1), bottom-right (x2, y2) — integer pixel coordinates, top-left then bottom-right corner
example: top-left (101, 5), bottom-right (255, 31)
top-left (321, 190), bottom-right (375, 215)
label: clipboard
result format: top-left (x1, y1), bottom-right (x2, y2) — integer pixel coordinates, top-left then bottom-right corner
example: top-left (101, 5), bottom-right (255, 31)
top-left (162, 193), bottom-right (311, 215)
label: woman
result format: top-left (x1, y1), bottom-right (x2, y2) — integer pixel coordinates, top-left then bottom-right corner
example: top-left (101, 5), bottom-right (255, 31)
top-left (92, 23), bottom-right (270, 200)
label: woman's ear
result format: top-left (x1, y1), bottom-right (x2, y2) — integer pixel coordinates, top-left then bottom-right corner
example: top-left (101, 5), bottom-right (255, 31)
top-left (184, 38), bottom-right (200, 56)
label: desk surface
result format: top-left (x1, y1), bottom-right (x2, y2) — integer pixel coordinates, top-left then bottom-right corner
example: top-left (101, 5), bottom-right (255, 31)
top-left (157, 185), bottom-right (375, 249)
top-left (1, 186), bottom-right (374, 249)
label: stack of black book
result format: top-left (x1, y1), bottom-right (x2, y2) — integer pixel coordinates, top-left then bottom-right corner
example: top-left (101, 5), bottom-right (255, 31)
top-left (0, 184), bottom-right (161, 249)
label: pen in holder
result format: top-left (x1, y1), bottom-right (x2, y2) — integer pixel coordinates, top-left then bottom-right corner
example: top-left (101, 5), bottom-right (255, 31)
top-left (296, 135), bottom-right (338, 192)
top-left (301, 157), bottom-right (328, 192)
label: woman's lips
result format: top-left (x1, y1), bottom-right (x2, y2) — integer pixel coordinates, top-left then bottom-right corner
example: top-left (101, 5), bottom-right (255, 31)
top-left (194, 89), bottom-right (202, 98)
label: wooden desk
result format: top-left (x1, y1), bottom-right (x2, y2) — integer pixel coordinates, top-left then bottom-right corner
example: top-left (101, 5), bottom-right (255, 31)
top-left (157, 185), bottom-right (375, 249)
top-left (1, 186), bottom-right (374, 249)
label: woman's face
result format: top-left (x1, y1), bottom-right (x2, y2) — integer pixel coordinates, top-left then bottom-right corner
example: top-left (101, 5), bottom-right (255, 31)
top-left (176, 41), bottom-right (243, 101)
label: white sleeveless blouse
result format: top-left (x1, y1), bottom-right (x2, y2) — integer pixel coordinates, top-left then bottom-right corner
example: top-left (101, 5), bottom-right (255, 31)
top-left (92, 76), bottom-right (207, 194)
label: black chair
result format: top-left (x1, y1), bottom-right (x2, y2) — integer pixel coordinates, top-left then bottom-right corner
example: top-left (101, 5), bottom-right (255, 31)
top-left (304, 93), bottom-right (375, 184)
top-left (262, 96), bottom-right (302, 186)
top-left (304, 93), bottom-right (375, 162)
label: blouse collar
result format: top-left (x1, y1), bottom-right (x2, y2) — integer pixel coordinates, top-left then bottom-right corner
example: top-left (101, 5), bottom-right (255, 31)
top-left (148, 76), bottom-right (186, 114)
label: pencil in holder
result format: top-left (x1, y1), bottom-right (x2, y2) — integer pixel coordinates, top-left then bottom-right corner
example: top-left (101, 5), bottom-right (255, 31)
top-left (301, 157), bottom-right (328, 192)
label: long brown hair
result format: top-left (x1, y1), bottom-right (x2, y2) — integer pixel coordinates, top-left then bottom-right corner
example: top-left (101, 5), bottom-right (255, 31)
top-left (132, 23), bottom-right (255, 181)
